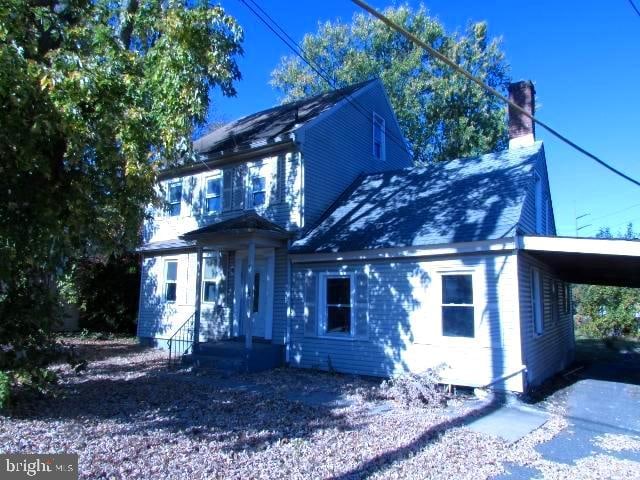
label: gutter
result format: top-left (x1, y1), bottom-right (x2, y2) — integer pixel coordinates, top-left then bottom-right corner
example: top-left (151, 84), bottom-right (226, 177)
top-left (289, 237), bottom-right (518, 264)
top-left (158, 136), bottom-right (297, 180)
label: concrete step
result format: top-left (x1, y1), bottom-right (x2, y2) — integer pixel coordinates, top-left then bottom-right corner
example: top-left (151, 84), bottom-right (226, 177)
top-left (182, 343), bottom-right (285, 373)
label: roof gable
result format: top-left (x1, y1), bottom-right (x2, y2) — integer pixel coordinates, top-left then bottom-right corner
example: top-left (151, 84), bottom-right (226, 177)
top-left (291, 142), bottom-right (544, 253)
top-left (193, 80), bottom-right (376, 155)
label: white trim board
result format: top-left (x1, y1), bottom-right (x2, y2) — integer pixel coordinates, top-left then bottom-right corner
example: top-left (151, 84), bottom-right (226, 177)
top-left (290, 238), bottom-right (517, 264)
top-left (518, 235), bottom-right (640, 257)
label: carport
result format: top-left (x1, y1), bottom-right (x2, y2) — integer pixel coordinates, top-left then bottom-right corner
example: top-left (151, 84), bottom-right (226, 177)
top-left (518, 235), bottom-right (640, 287)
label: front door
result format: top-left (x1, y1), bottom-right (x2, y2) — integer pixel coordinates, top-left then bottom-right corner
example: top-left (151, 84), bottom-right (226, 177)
top-left (249, 262), bottom-right (268, 338)
top-left (234, 250), bottom-right (274, 340)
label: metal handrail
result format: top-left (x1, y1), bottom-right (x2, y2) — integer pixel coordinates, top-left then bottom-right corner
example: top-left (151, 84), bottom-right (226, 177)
top-left (167, 312), bottom-right (196, 368)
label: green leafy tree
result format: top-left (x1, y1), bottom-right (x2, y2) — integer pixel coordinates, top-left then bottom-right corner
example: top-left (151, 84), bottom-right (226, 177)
top-left (0, 0), bottom-right (243, 401)
top-left (270, 4), bottom-right (510, 164)
top-left (574, 224), bottom-right (640, 338)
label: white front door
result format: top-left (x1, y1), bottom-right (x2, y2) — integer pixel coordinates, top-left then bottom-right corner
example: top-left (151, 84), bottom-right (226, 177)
top-left (249, 262), bottom-right (268, 338)
top-left (233, 249), bottom-right (274, 340)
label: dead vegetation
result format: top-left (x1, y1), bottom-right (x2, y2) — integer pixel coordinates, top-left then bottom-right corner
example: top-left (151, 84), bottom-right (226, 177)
top-left (0, 338), bottom-right (587, 479)
top-left (378, 366), bottom-right (448, 408)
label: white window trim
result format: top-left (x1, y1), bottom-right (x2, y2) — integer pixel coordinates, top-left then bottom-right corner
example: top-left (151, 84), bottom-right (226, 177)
top-left (318, 272), bottom-right (356, 338)
top-left (167, 181), bottom-right (182, 217)
top-left (204, 174), bottom-right (223, 216)
top-left (531, 267), bottom-right (544, 336)
top-left (201, 253), bottom-right (220, 304)
top-left (164, 259), bottom-right (178, 303)
top-left (439, 271), bottom-right (476, 339)
top-left (372, 112), bottom-right (386, 161)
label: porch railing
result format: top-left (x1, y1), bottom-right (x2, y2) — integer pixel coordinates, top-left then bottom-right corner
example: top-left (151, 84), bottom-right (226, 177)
top-left (167, 312), bottom-right (196, 368)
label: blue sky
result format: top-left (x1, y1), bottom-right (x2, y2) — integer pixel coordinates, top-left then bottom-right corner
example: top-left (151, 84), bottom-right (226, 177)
top-left (210, 0), bottom-right (640, 237)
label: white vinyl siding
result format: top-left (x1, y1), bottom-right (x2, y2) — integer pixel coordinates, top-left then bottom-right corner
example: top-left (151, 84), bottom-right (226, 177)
top-left (144, 152), bottom-right (302, 245)
top-left (291, 253), bottom-right (526, 391)
top-left (518, 252), bottom-right (575, 388)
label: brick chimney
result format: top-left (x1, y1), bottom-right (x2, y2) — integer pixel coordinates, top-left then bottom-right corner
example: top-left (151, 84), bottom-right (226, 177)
top-left (508, 80), bottom-right (535, 149)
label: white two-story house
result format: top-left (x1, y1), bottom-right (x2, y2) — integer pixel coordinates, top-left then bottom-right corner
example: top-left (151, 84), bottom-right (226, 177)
top-left (136, 79), bottom-right (635, 392)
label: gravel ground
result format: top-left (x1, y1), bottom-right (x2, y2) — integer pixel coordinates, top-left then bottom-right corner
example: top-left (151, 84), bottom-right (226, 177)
top-left (0, 338), bottom-right (579, 479)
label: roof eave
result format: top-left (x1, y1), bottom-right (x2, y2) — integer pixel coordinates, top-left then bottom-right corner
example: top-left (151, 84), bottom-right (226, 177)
top-left (158, 136), bottom-right (297, 180)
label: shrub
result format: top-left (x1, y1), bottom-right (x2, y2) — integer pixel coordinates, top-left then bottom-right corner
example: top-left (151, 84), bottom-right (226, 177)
top-left (62, 253), bottom-right (140, 334)
top-left (0, 371), bottom-right (10, 409)
top-left (380, 365), bottom-right (448, 408)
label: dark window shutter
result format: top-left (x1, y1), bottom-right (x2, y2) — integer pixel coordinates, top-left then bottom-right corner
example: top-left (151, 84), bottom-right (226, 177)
top-left (222, 169), bottom-right (233, 211)
top-left (304, 272), bottom-right (317, 337)
top-left (276, 154), bottom-right (286, 204)
top-left (354, 272), bottom-right (369, 338)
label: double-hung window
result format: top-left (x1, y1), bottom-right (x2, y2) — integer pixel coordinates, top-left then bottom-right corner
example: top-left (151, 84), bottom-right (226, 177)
top-left (165, 260), bottom-right (178, 302)
top-left (322, 274), bottom-right (354, 335)
top-left (531, 268), bottom-right (544, 335)
top-left (249, 165), bottom-right (267, 208)
top-left (441, 274), bottom-right (475, 338)
top-left (205, 175), bottom-right (222, 215)
top-left (373, 113), bottom-right (386, 161)
top-left (168, 181), bottom-right (182, 217)
top-left (202, 254), bottom-right (218, 303)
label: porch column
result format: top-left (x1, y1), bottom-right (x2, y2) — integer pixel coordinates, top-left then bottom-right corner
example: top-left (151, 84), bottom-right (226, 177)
top-left (193, 246), bottom-right (203, 352)
top-left (245, 238), bottom-right (256, 350)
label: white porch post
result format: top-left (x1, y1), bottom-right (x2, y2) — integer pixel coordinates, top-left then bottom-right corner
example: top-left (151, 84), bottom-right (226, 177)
top-left (193, 246), bottom-right (203, 351)
top-left (245, 238), bottom-right (256, 350)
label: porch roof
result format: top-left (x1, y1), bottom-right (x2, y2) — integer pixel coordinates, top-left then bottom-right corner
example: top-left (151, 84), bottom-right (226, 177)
top-left (520, 235), bottom-right (640, 287)
top-left (180, 212), bottom-right (290, 248)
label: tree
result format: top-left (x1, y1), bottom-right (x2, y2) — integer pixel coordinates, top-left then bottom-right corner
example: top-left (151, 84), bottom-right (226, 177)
top-left (270, 4), bottom-right (510, 164)
top-left (573, 224), bottom-right (640, 338)
top-left (0, 0), bottom-right (243, 399)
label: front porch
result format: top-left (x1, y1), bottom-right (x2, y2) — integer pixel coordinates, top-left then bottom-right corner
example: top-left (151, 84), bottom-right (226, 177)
top-left (176, 212), bottom-right (290, 367)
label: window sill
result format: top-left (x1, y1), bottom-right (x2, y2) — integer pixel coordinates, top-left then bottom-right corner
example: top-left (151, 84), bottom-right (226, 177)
top-left (317, 333), bottom-right (366, 342)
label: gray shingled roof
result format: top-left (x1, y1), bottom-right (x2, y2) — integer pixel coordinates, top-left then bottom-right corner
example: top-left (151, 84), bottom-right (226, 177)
top-left (181, 212), bottom-right (289, 238)
top-left (136, 238), bottom-right (195, 253)
top-left (193, 80), bottom-right (375, 155)
top-left (290, 142), bottom-right (545, 253)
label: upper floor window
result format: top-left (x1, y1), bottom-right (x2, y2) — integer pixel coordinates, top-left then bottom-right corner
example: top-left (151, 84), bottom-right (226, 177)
top-left (373, 113), bottom-right (386, 161)
top-left (248, 164), bottom-right (267, 208)
top-left (205, 175), bottom-right (222, 215)
top-left (164, 260), bottom-right (178, 302)
top-left (167, 181), bottom-right (182, 217)
top-left (441, 274), bottom-right (474, 338)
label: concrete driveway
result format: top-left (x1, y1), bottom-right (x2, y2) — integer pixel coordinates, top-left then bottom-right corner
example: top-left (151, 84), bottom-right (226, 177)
top-left (496, 360), bottom-right (640, 479)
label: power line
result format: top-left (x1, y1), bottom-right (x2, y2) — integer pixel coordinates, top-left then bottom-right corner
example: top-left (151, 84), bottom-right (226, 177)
top-left (629, 0), bottom-right (640, 18)
top-left (351, 0), bottom-right (640, 188)
top-left (587, 201), bottom-right (640, 223)
top-left (237, 0), bottom-right (412, 156)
